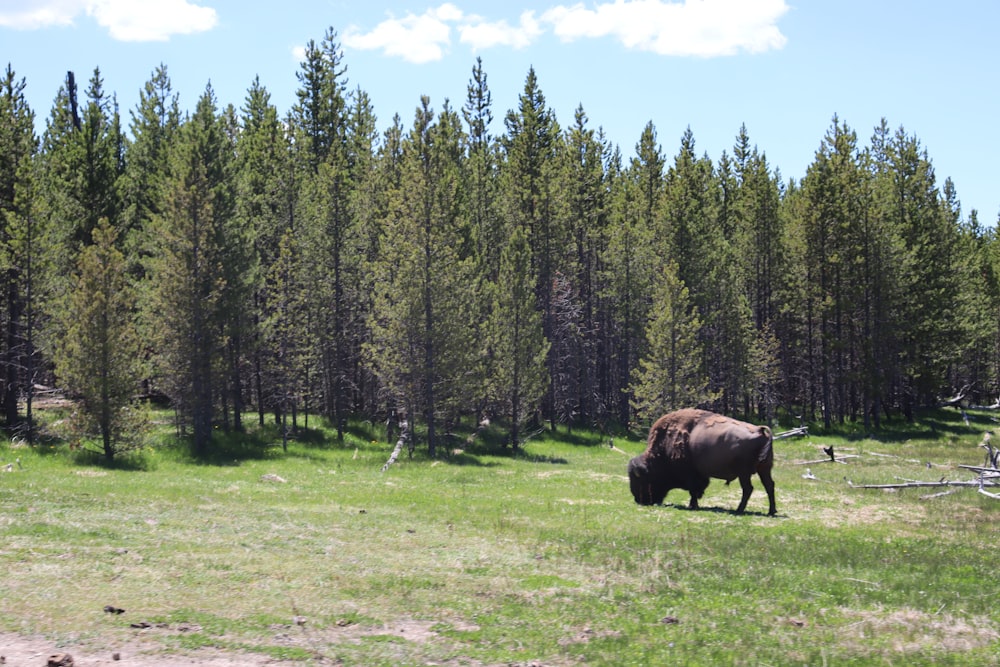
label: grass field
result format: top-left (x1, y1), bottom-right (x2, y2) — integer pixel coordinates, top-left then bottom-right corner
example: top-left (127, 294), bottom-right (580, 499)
top-left (1, 407), bottom-right (998, 666)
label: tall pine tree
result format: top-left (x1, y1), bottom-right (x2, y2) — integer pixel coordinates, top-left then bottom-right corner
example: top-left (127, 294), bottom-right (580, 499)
top-left (0, 65), bottom-right (39, 433)
top-left (147, 84), bottom-right (234, 455)
top-left (366, 98), bottom-right (475, 457)
top-left (487, 225), bottom-right (549, 447)
top-left (632, 261), bottom-right (713, 421)
top-left (54, 219), bottom-right (142, 460)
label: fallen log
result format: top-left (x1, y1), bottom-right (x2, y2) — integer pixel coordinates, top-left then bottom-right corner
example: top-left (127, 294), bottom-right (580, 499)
top-left (774, 426), bottom-right (809, 440)
top-left (794, 455), bottom-right (858, 465)
top-left (920, 489), bottom-right (960, 500)
top-left (847, 479), bottom-right (987, 490)
top-left (957, 465), bottom-right (1000, 478)
top-left (978, 485), bottom-right (1000, 500)
top-left (940, 384), bottom-right (971, 408)
top-left (608, 438), bottom-right (631, 456)
top-left (381, 419), bottom-right (410, 472)
top-left (868, 451), bottom-right (922, 464)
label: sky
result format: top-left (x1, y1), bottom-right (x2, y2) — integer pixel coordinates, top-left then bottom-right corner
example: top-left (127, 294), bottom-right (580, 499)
top-left (2, 0), bottom-right (998, 220)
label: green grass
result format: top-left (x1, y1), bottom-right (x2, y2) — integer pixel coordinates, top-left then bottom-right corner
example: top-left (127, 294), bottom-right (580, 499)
top-left (1, 408), bottom-right (998, 665)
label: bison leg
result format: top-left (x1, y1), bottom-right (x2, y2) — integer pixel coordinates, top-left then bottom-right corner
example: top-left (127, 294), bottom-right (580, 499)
top-left (687, 476), bottom-right (709, 510)
top-left (758, 466), bottom-right (777, 516)
top-left (735, 474), bottom-right (754, 514)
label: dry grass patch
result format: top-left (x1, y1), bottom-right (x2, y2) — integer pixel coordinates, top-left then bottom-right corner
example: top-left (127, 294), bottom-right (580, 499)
top-left (811, 496), bottom-right (929, 528)
top-left (840, 607), bottom-right (1000, 655)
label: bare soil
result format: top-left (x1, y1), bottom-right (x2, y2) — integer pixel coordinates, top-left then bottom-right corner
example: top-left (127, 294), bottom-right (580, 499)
top-left (0, 632), bottom-right (293, 666)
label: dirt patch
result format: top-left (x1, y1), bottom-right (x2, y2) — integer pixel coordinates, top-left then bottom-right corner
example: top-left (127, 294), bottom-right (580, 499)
top-left (0, 632), bottom-right (293, 666)
top-left (557, 626), bottom-right (622, 646)
top-left (270, 618), bottom-right (441, 646)
top-left (0, 619), bottom-right (455, 666)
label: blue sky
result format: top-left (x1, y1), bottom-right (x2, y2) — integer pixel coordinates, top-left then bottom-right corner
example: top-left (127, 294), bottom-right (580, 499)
top-left (2, 0), bottom-right (997, 220)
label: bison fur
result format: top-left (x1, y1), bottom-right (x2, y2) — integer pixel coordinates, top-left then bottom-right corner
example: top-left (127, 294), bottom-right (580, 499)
top-left (628, 408), bottom-right (776, 515)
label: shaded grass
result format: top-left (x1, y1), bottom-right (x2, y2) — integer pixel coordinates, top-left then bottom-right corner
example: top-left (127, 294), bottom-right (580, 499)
top-left (0, 407), bottom-right (997, 665)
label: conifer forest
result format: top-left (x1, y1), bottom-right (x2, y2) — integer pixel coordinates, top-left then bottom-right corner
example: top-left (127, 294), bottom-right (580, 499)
top-left (2, 29), bottom-right (999, 458)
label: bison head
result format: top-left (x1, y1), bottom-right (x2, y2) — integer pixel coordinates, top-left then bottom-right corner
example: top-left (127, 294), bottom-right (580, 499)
top-left (628, 455), bottom-right (669, 505)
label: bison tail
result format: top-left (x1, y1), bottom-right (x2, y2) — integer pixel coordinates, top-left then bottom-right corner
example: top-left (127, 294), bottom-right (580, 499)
top-left (757, 426), bottom-right (774, 465)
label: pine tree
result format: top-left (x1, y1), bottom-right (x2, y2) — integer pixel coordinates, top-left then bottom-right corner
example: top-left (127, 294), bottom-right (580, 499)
top-left (981, 222), bottom-right (1000, 400)
top-left (38, 69), bottom-right (125, 300)
top-left (631, 261), bottom-right (713, 421)
top-left (662, 127), bottom-right (716, 295)
top-left (487, 226), bottom-right (549, 447)
top-left (561, 104), bottom-right (608, 423)
top-left (549, 270), bottom-right (583, 426)
top-left (603, 149), bottom-right (648, 425)
top-left (54, 220), bottom-right (142, 460)
top-left (633, 121), bottom-right (665, 234)
top-left (463, 57), bottom-right (502, 281)
top-left (602, 124), bottom-right (662, 424)
top-left (946, 186), bottom-right (992, 405)
top-left (235, 76), bottom-right (293, 427)
top-left (345, 87), bottom-right (382, 418)
top-left (0, 64), bottom-right (39, 433)
top-left (121, 64), bottom-right (180, 272)
top-left (73, 69), bottom-right (124, 247)
top-left (884, 126), bottom-right (959, 411)
top-left (262, 226), bottom-right (303, 450)
top-left (731, 127), bottom-right (783, 331)
top-left (0, 65), bottom-right (36, 222)
top-left (291, 29), bottom-right (356, 437)
top-left (290, 28), bottom-right (347, 170)
top-left (34, 72), bottom-right (90, 428)
top-left (366, 97), bottom-right (475, 457)
top-left (797, 116), bottom-right (871, 425)
top-left (500, 67), bottom-right (562, 425)
top-left (148, 84), bottom-right (234, 455)
top-left (662, 127), bottom-right (754, 414)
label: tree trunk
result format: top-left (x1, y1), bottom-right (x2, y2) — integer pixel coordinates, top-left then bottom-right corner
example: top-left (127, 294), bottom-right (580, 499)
top-left (229, 334), bottom-right (243, 432)
top-left (4, 270), bottom-right (21, 429)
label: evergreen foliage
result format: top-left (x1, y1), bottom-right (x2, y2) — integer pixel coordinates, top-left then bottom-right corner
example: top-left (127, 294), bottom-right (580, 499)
top-left (53, 219), bottom-right (143, 460)
top-left (2, 39), bottom-right (998, 453)
top-left (631, 260), bottom-right (714, 420)
top-left (0, 64), bottom-right (39, 435)
top-left (487, 225), bottom-right (549, 447)
top-left (366, 97), bottom-right (476, 457)
top-left (146, 84), bottom-right (234, 456)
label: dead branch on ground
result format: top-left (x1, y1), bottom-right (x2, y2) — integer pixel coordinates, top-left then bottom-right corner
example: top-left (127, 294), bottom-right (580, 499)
top-left (794, 455), bottom-right (858, 465)
top-left (381, 419), bottom-right (410, 472)
top-left (774, 426), bottom-right (809, 440)
top-left (847, 479), bottom-right (987, 490)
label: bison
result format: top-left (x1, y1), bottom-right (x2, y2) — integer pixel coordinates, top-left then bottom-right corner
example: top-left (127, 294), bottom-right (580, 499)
top-left (628, 408), bottom-right (776, 515)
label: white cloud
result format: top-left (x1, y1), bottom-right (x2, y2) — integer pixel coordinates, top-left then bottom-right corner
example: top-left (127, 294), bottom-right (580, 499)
top-left (0, 0), bottom-right (83, 29)
top-left (458, 11), bottom-right (542, 51)
top-left (540, 0), bottom-right (789, 57)
top-left (87, 0), bottom-right (217, 41)
top-left (324, 0), bottom-right (791, 63)
top-left (343, 4), bottom-right (462, 64)
top-left (0, 0), bottom-right (217, 41)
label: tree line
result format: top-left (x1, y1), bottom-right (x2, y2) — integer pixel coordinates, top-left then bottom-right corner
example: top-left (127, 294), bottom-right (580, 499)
top-left (2, 28), bottom-right (999, 459)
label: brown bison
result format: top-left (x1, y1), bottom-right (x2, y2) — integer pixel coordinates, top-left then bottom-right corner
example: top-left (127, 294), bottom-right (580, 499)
top-left (628, 408), bottom-right (776, 515)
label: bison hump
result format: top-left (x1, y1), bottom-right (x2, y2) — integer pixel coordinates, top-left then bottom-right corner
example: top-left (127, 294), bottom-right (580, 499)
top-left (645, 409), bottom-right (710, 461)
